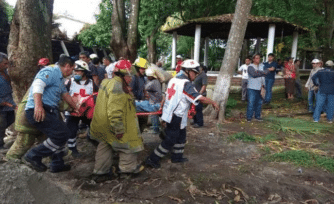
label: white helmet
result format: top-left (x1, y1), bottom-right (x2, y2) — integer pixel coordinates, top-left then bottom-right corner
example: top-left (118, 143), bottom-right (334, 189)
top-left (325, 60), bottom-right (334, 67)
top-left (89, 53), bottom-right (98, 59)
top-left (181, 59), bottom-right (200, 73)
top-left (176, 55), bottom-right (183, 59)
top-left (311, 59), bottom-right (320, 64)
top-left (145, 68), bottom-right (155, 77)
top-left (75, 60), bottom-right (90, 72)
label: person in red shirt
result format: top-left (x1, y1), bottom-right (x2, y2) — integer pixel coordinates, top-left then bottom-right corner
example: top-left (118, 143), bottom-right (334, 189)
top-left (175, 55), bottom-right (183, 73)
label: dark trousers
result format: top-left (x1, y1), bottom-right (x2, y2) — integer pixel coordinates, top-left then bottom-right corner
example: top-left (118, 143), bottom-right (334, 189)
top-left (295, 79), bottom-right (302, 98)
top-left (246, 89), bottom-right (263, 120)
top-left (25, 106), bottom-right (70, 168)
top-left (65, 115), bottom-right (91, 150)
top-left (193, 103), bottom-right (203, 126)
top-left (241, 79), bottom-right (248, 101)
top-left (0, 110), bottom-right (15, 146)
top-left (149, 115), bottom-right (186, 163)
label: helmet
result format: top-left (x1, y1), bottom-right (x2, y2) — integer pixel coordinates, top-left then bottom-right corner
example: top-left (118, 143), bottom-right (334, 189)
top-left (114, 60), bottom-right (133, 75)
top-left (145, 68), bottom-right (155, 77)
top-left (133, 57), bottom-right (149, 69)
top-left (90, 53), bottom-right (98, 59)
top-left (38, 58), bottom-right (50, 66)
top-left (325, 60), bottom-right (334, 67)
top-left (181, 59), bottom-right (200, 73)
top-left (312, 59), bottom-right (321, 64)
top-left (75, 60), bottom-right (90, 72)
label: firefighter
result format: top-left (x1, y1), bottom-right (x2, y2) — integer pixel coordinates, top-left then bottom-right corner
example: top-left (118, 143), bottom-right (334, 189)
top-left (65, 60), bottom-right (98, 157)
top-left (145, 59), bottom-right (219, 168)
top-left (90, 59), bottom-right (144, 182)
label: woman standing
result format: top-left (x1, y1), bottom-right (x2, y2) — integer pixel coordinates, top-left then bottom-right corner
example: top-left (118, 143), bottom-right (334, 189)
top-left (283, 57), bottom-right (296, 100)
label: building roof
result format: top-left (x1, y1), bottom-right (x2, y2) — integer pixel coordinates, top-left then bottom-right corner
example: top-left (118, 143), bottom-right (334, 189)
top-left (163, 14), bottom-right (310, 39)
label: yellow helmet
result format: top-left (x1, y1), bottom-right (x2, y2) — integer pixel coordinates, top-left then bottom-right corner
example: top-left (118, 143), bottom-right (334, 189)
top-left (133, 57), bottom-right (149, 69)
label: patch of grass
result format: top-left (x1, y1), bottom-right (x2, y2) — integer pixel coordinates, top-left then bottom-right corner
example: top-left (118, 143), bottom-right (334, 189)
top-left (228, 132), bottom-right (256, 142)
top-left (256, 134), bottom-right (278, 144)
top-left (266, 116), bottom-right (334, 135)
top-left (225, 98), bottom-right (238, 117)
top-left (265, 150), bottom-right (334, 172)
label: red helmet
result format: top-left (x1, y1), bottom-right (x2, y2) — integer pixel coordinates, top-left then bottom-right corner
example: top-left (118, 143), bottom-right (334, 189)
top-left (114, 60), bottom-right (133, 75)
top-left (38, 58), bottom-right (50, 66)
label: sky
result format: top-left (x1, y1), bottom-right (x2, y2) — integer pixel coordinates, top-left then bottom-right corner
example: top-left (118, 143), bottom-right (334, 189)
top-left (5, 0), bottom-right (101, 38)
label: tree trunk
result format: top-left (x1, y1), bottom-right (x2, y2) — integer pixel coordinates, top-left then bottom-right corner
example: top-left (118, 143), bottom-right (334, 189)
top-left (240, 39), bottom-right (249, 64)
top-left (203, 0), bottom-right (252, 123)
top-left (111, 0), bottom-right (139, 63)
top-left (147, 29), bottom-right (157, 63)
top-left (7, 0), bottom-right (54, 103)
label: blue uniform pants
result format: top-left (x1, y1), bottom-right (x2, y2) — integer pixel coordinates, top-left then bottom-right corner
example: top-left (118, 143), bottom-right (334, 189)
top-left (65, 115), bottom-right (91, 150)
top-left (25, 105), bottom-right (70, 169)
top-left (149, 115), bottom-right (186, 163)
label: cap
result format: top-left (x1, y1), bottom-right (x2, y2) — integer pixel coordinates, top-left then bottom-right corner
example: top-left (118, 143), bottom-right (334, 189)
top-left (176, 55), bottom-right (183, 59)
top-left (90, 54), bottom-right (98, 59)
top-left (325, 60), bottom-right (334, 67)
top-left (312, 59), bottom-right (321, 64)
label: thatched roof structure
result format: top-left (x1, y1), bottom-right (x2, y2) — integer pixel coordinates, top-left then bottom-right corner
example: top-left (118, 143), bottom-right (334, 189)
top-left (164, 14), bottom-right (309, 39)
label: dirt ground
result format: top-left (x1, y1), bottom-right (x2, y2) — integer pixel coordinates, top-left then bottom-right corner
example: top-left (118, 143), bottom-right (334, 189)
top-left (1, 99), bottom-right (334, 204)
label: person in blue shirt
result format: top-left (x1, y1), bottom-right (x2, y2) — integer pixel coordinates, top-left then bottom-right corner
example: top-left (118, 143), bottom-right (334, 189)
top-left (0, 52), bottom-right (16, 149)
top-left (312, 60), bottom-right (334, 123)
top-left (263, 53), bottom-right (277, 104)
top-left (23, 56), bottom-right (79, 173)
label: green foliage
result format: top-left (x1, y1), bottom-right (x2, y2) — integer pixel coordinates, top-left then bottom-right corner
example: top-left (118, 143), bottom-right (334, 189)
top-left (77, 0), bottom-right (112, 48)
top-left (265, 150), bottom-right (334, 172)
top-left (257, 134), bottom-right (277, 144)
top-left (266, 116), bottom-right (334, 135)
top-left (208, 39), bottom-right (225, 71)
top-left (4, 2), bottom-right (14, 22)
top-left (228, 132), bottom-right (256, 142)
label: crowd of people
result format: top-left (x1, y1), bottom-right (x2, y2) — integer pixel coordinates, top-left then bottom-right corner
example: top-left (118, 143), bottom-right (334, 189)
top-left (0, 51), bottom-right (218, 182)
top-left (238, 53), bottom-right (334, 123)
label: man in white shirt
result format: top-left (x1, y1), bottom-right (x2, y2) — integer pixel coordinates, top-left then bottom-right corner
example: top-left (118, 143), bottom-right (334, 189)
top-left (238, 57), bottom-right (252, 101)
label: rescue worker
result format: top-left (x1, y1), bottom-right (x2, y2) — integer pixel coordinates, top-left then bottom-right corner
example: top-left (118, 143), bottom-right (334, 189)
top-left (65, 60), bottom-right (98, 157)
top-left (0, 52), bottom-right (16, 149)
top-left (131, 57), bottom-right (149, 133)
top-left (145, 59), bottom-right (219, 168)
top-left (79, 51), bottom-right (99, 86)
top-left (23, 56), bottom-right (78, 173)
top-left (90, 59), bottom-right (144, 182)
top-left (135, 68), bottom-right (162, 134)
top-left (6, 58), bottom-right (52, 160)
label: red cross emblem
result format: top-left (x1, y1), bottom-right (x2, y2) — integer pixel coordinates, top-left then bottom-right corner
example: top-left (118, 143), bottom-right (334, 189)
top-left (167, 83), bottom-right (176, 100)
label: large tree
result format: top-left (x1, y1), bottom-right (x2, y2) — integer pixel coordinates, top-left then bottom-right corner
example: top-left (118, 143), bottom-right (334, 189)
top-left (111, 0), bottom-right (140, 62)
top-left (7, 0), bottom-right (54, 102)
top-left (204, 0), bottom-right (252, 122)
